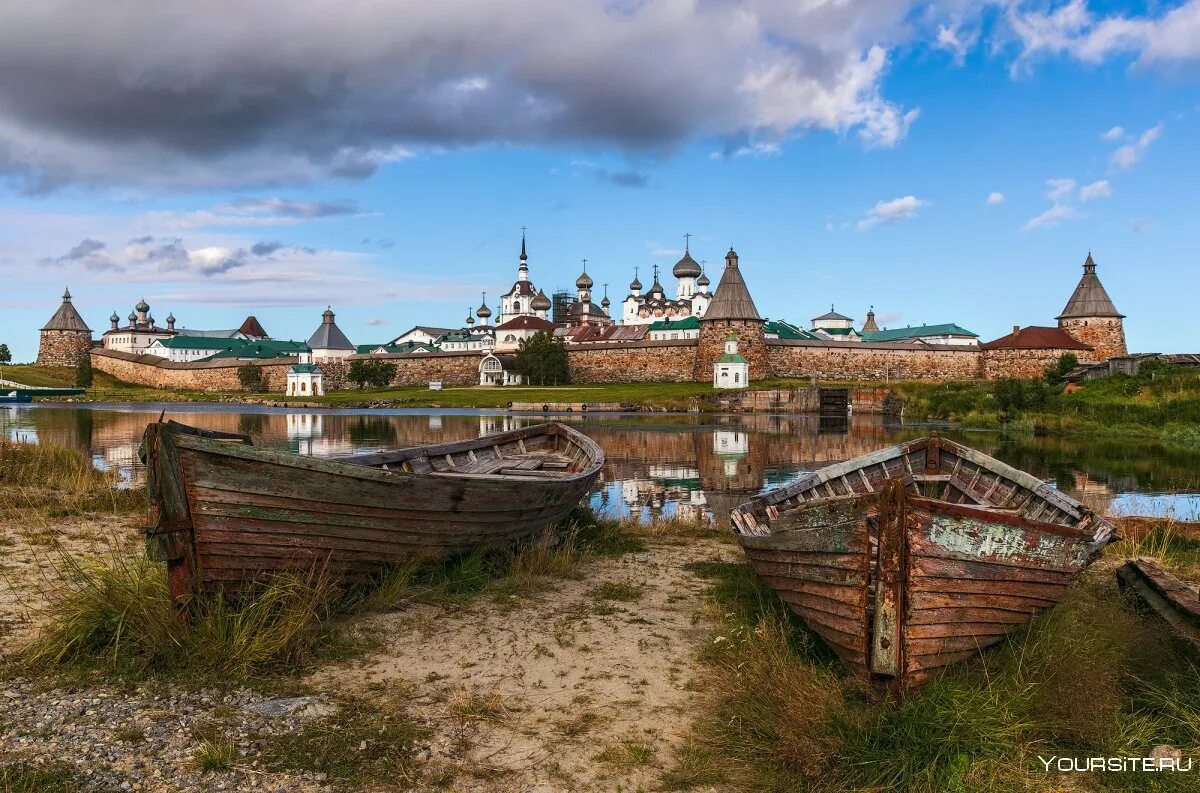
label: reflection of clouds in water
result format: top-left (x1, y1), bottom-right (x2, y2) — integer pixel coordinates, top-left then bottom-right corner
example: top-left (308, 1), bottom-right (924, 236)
top-left (1109, 494), bottom-right (1200, 522)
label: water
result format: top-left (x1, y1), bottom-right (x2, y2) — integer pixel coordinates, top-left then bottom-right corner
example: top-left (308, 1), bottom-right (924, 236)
top-left (3, 402), bottom-right (1199, 523)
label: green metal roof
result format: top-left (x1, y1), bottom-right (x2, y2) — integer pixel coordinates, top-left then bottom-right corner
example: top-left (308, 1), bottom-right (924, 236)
top-left (649, 316), bottom-right (701, 331)
top-left (764, 320), bottom-right (818, 340)
top-left (862, 323), bottom-right (977, 342)
top-left (207, 343), bottom-right (293, 360)
top-left (156, 335), bottom-right (246, 350)
top-left (289, 363), bottom-right (322, 373)
top-left (819, 326), bottom-right (856, 336)
top-left (716, 353), bottom-right (748, 363)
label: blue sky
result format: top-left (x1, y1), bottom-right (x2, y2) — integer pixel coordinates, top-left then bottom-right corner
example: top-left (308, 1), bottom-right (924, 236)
top-left (1, 1), bottom-right (1197, 360)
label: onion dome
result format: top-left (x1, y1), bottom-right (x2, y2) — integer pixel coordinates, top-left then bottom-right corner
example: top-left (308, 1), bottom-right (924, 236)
top-left (576, 268), bottom-right (593, 290)
top-left (136, 298), bottom-right (150, 313)
top-left (128, 311), bottom-right (137, 322)
top-left (697, 271), bottom-right (710, 288)
top-left (601, 295), bottom-right (611, 310)
top-left (146, 315), bottom-right (155, 326)
top-left (532, 290), bottom-right (552, 312)
top-left (672, 250), bottom-right (702, 278)
top-left (630, 274), bottom-right (642, 290)
top-left (476, 303), bottom-right (491, 319)
top-left (109, 311), bottom-right (119, 323)
top-left (465, 308), bottom-right (475, 326)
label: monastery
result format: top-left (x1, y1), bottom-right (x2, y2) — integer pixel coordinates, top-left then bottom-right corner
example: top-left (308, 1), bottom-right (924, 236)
top-left (39, 235), bottom-right (1129, 391)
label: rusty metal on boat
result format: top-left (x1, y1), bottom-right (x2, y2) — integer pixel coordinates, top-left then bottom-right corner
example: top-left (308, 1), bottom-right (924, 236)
top-left (730, 435), bottom-right (1115, 687)
top-left (141, 419), bottom-right (604, 600)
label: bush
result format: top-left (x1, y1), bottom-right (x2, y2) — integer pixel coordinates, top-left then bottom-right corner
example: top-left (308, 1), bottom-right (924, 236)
top-left (1044, 352), bottom-right (1078, 384)
top-left (516, 330), bottom-right (570, 386)
top-left (236, 364), bottom-right (265, 392)
top-left (74, 355), bottom-right (93, 388)
top-left (347, 359), bottom-right (397, 389)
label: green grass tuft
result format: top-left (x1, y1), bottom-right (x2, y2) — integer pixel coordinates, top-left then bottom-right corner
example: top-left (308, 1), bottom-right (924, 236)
top-left (0, 762), bottom-right (92, 793)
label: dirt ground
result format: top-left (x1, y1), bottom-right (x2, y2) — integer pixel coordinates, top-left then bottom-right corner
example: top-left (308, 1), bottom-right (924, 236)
top-left (0, 498), bottom-right (736, 792)
top-left (310, 538), bottom-right (735, 792)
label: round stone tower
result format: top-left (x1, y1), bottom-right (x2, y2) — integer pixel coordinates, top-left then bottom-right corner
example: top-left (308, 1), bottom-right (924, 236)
top-left (37, 287), bottom-right (93, 367)
top-left (694, 248), bottom-right (767, 381)
top-left (1057, 253), bottom-right (1126, 361)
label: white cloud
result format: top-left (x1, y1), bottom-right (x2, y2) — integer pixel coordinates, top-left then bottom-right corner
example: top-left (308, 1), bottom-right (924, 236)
top-left (1078, 179), bottom-right (1112, 201)
top-left (1101, 126), bottom-right (1125, 140)
top-left (1046, 178), bottom-right (1077, 201)
top-left (1008, 0), bottom-right (1200, 70)
top-left (645, 242), bottom-right (684, 257)
top-left (1110, 124), bottom-right (1163, 169)
top-left (986, 191), bottom-right (1005, 205)
top-left (857, 195), bottom-right (929, 230)
top-left (365, 318), bottom-right (389, 326)
top-left (936, 21), bottom-right (979, 65)
top-left (1023, 204), bottom-right (1081, 231)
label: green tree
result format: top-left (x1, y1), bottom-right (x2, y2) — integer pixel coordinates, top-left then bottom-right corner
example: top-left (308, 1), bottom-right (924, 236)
top-left (347, 360), bottom-right (396, 389)
top-left (1044, 353), bottom-right (1079, 384)
top-left (74, 355), bottom-right (94, 388)
top-left (516, 331), bottom-right (570, 386)
top-left (0, 344), bottom-right (11, 365)
top-left (237, 364), bottom-right (265, 392)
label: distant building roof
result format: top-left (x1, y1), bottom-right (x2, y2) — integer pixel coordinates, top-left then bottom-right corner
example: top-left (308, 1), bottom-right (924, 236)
top-left (812, 308), bottom-right (854, 322)
top-left (155, 335), bottom-right (246, 351)
top-left (649, 316), bottom-right (701, 331)
top-left (238, 315), bottom-right (269, 338)
top-left (1058, 253), bottom-right (1124, 319)
top-left (764, 320), bottom-right (819, 340)
top-left (980, 326), bottom-right (1092, 351)
top-left (495, 315), bottom-right (556, 332)
top-left (41, 288), bottom-right (92, 332)
top-left (482, 353), bottom-right (519, 371)
top-left (703, 249), bottom-right (762, 322)
top-left (863, 323), bottom-right (978, 343)
top-left (307, 308), bottom-right (354, 350)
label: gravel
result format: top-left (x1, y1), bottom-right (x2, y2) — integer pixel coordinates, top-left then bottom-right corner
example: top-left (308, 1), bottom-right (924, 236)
top-left (0, 678), bottom-right (334, 792)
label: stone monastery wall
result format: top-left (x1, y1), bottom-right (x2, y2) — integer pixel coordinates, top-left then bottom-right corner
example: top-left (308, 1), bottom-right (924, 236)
top-left (92, 338), bottom-right (1090, 392)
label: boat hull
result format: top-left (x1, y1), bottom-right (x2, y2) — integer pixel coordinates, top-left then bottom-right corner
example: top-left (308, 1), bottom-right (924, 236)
top-left (142, 421), bottom-right (604, 599)
top-left (731, 436), bottom-right (1113, 687)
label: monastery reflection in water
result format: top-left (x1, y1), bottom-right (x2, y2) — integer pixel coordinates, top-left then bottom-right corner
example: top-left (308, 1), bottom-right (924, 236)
top-left (4, 404), bottom-right (1199, 522)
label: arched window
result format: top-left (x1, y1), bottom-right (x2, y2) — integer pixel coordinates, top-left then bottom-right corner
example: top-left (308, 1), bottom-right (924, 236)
top-left (301, 381), bottom-right (307, 392)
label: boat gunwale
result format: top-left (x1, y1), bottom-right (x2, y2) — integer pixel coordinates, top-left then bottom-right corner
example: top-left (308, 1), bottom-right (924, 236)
top-left (731, 435), bottom-right (1113, 539)
top-left (163, 421), bottom-right (605, 486)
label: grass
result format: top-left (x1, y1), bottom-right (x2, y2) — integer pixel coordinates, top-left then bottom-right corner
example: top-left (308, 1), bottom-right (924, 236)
top-left (595, 738), bottom-right (658, 769)
top-left (591, 581), bottom-right (644, 602)
top-left (0, 364), bottom-right (128, 391)
top-left (0, 762), bottom-right (94, 793)
top-left (0, 439), bottom-right (145, 520)
top-left (15, 504), bottom-right (651, 685)
top-left (893, 361), bottom-right (1200, 447)
top-left (667, 552), bottom-right (1200, 793)
top-left (262, 690), bottom-right (429, 787)
top-left (193, 738), bottom-right (238, 772)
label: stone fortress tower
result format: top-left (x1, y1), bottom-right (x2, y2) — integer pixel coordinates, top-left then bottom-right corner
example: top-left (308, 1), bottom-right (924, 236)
top-left (694, 248), bottom-right (767, 380)
top-left (37, 287), bottom-right (93, 366)
top-left (1057, 253), bottom-right (1126, 361)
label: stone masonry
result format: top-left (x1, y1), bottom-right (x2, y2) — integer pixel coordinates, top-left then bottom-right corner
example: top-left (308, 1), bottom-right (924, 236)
top-left (37, 330), bottom-right (93, 368)
top-left (1059, 317), bottom-right (1126, 362)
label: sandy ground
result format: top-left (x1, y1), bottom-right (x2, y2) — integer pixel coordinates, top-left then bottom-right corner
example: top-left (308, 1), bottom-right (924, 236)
top-left (0, 501), bottom-right (142, 654)
top-left (0, 490), bottom-right (736, 792)
top-left (311, 537), bottom-right (735, 792)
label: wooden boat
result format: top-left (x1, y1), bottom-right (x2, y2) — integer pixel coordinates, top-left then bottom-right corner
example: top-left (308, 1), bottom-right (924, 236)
top-left (141, 419), bottom-right (605, 600)
top-left (1117, 558), bottom-right (1200, 648)
top-left (729, 435), bottom-right (1115, 687)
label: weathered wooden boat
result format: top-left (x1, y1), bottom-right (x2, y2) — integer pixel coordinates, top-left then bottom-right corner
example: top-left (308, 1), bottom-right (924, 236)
top-left (1117, 558), bottom-right (1200, 648)
top-left (730, 435), bottom-right (1115, 687)
top-left (141, 419), bottom-right (605, 599)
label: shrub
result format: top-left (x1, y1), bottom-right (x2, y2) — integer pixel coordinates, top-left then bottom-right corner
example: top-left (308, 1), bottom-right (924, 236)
top-left (73, 355), bottom-right (93, 388)
top-left (236, 364), bottom-right (264, 392)
top-left (347, 359), bottom-right (397, 389)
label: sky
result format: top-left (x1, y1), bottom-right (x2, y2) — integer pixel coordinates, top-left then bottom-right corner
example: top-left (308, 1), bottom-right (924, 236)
top-left (1, 0), bottom-right (1198, 361)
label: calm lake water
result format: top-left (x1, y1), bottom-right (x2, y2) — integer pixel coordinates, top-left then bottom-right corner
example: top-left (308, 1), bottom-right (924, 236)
top-left (4, 403), bottom-right (1199, 523)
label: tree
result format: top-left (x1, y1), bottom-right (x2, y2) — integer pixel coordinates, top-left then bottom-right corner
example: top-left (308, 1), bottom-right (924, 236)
top-left (1044, 353), bottom-right (1079, 384)
top-left (347, 360), bottom-right (396, 389)
top-left (0, 344), bottom-right (10, 365)
top-left (516, 331), bottom-right (570, 386)
top-left (237, 364), bottom-right (265, 392)
top-left (74, 355), bottom-right (94, 388)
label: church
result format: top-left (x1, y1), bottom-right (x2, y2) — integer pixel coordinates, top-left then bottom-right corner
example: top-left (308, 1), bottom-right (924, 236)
top-left (621, 239), bottom-right (713, 325)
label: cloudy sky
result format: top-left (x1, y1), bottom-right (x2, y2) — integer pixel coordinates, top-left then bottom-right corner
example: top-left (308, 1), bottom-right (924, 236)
top-left (2, 0), bottom-right (1197, 359)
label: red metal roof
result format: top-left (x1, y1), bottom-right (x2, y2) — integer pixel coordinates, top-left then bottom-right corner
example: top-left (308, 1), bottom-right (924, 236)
top-left (494, 315), bottom-right (556, 331)
top-left (980, 326), bottom-right (1091, 351)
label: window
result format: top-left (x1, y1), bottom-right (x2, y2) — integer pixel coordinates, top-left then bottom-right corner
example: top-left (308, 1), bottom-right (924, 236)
top-left (301, 381), bottom-right (307, 392)
top-left (734, 373), bottom-right (740, 383)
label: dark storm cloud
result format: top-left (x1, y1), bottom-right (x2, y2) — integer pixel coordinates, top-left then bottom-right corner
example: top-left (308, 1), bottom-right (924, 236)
top-left (250, 241), bottom-right (285, 257)
top-left (0, 1), bottom-right (931, 191)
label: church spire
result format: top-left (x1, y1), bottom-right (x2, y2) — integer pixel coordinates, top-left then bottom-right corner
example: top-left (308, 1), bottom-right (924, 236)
top-left (1058, 251), bottom-right (1122, 319)
top-left (518, 227), bottom-right (529, 281)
